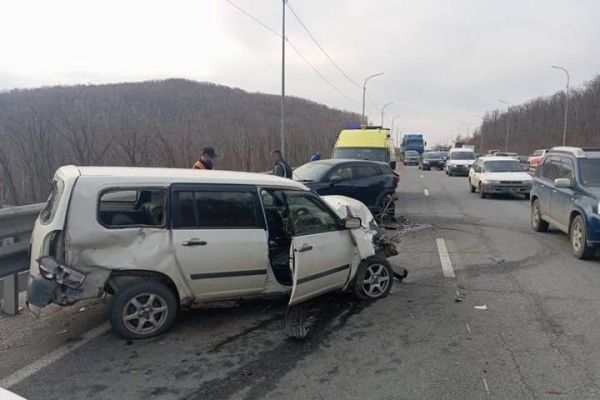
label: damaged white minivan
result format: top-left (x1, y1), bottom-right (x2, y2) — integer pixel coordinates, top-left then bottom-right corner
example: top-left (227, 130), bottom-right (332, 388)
top-left (27, 166), bottom-right (394, 339)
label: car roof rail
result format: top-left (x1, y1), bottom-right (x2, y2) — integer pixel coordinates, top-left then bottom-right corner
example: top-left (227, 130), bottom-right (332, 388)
top-left (549, 146), bottom-right (587, 157)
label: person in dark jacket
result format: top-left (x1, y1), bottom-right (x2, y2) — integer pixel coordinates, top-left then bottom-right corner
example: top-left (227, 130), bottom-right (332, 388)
top-left (310, 152), bottom-right (321, 161)
top-left (192, 147), bottom-right (217, 170)
top-left (271, 150), bottom-right (293, 178)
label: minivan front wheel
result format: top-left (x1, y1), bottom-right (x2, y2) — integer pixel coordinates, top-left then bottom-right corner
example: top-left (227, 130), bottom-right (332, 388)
top-left (353, 256), bottom-right (394, 300)
top-left (109, 280), bottom-right (178, 339)
top-left (570, 215), bottom-right (596, 260)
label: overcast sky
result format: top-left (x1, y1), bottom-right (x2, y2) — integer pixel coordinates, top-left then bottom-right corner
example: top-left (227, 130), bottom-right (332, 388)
top-left (2, 0), bottom-right (599, 144)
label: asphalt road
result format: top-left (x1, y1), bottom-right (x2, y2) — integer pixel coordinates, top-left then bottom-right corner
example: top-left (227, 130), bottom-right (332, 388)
top-left (2, 166), bottom-right (600, 399)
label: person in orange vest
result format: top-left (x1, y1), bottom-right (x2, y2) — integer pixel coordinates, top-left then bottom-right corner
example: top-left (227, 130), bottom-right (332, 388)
top-left (192, 147), bottom-right (217, 170)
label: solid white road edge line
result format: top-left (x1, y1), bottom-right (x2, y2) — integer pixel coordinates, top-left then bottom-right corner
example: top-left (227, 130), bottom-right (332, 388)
top-left (436, 238), bottom-right (455, 278)
top-left (0, 322), bottom-right (110, 389)
top-left (424, 189), bottom-right (430, 196)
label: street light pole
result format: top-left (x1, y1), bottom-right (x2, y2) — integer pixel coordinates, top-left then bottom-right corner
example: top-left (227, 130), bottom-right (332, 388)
top-left (474, 115), bottom-right (484, 153)
top-left (280, 0), bottom-right (287, 157)
top-left (499, 99), bottom-right (512, 152)
top-left (361, 72), bottom-right (383, 125)
top-left (390, 114), bottom-right (402, 133)
top-left (380, 102), bottom-right (395, 126)
top-left (551, 65), bottom-right (570, 146)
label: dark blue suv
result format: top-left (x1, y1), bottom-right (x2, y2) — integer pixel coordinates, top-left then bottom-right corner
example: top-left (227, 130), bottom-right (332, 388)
top-left (530, 147), bottom-right (600, 259)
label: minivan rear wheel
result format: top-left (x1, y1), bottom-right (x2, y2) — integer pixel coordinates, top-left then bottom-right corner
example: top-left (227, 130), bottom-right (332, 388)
top-left (109, 280), bottom-right (178, 339)
top-left (570, 215), bottom-right (597, 260)
top-left (531, 199), bottom-right (549, 232)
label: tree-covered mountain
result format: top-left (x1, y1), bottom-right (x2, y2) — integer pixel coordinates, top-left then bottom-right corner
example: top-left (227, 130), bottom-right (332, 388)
top-left (0, 79), bottom-right (360, 205)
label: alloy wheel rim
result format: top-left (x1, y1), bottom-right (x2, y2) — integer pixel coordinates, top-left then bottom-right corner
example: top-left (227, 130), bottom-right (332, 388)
top-left (362, 264), bottom-right (390, 298)
top-left (572, 222), bottom-right (583, 252)
top-left (122, 293), bottom-right (168, 335)
top-left (532, 203), bottom-right (540, 227)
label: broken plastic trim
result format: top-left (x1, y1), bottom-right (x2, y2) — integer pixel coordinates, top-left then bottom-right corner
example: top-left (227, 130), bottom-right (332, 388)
top-left (38, 256), bottom-right (86, 289)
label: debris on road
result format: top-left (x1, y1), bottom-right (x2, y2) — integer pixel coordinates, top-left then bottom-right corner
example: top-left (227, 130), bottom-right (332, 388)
top-left (489, 257), bottom-right (505, 264)
top-left (545, 389), bottom-right (563, 395)
top-left (474, 305), bottom-right (488, 310)
top-left (55, 329), bottom-right (67, 335)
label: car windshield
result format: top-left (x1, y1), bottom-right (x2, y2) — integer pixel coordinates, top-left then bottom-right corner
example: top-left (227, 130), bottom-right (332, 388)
top-left (293, 163), bottom-right (331, 182)
top-left (450, 151), bottom-right (475, 160)
top-left (483, 160), bottom-right (524, 172)
top-left (332, 147), bottom-right (387, 162)
top-left (422, 152), bottom-right (442, 159)
top-left (579, 159), bottom-right (600, 186)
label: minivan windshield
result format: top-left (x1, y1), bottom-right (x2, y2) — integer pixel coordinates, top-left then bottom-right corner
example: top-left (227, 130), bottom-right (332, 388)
top-left (332, 147), bottom-right (387, 162)
top-left (579, 159), bottom-right (600, 186)
top-left (293, 163), bottom-right (331, 182)
top-left (450, 151), bottom-right (475, 160)
top-left (483, 160), bottom-right (524, 172)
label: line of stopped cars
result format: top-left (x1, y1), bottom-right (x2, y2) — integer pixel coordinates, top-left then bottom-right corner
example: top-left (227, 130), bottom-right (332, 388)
top-left (439, 146), bottom-right (600, 260)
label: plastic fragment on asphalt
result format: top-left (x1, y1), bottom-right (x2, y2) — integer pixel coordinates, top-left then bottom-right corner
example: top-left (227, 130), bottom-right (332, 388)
top-left (545, 389), bottom-right (563, 395)
top-left (78, 307), bottom-right (87, 312)
top-left (55, 329), bottom-right (67, 335)
top-left (474, 305), bottom-right (488, 310)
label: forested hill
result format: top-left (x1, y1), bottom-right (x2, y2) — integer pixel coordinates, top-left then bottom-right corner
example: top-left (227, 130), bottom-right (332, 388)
top-left (468, 75), bottom-right (600, 154)
top-left (0, 79), bottom-right (360, 205)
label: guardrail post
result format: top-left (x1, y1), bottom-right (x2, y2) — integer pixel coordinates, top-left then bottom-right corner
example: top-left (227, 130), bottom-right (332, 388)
top-left (1, 272), bottom-right (19, 315)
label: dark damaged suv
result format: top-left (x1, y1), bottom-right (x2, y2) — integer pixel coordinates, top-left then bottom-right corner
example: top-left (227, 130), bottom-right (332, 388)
top-left (530, 147), bottom-right (600, 259)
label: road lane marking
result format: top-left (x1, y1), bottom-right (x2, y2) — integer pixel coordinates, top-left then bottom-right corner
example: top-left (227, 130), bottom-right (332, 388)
top-left (466, 323), bottom-right (471, 333)
top-left (420, 174), bottom-right (424, 178)
top-left (435, 238), bottom-right (455, 278)
top-left (424, 189), bottom-right (430, 196)
top-left (482, 375), bottom-right (490, 395)
top-left (0, 322), bottom-right (110, 388)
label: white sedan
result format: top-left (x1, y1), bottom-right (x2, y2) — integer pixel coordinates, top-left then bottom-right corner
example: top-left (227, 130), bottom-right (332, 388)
top-left (468, 156), bottom-right (533, 199)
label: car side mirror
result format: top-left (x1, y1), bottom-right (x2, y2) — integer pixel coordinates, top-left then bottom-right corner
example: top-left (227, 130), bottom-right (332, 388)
top-left (343, 217), bottom-right (362, 229)
top-left (389, 161), bottom-right (397, 170)
top-left (554, 178), bottom-right (572, 189)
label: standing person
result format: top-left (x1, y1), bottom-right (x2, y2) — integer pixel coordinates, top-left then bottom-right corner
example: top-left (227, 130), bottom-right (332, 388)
top-left (192, 147), bottom-right (217, 170)
top-left (271, 150), bottom-right (293, 178)
top-left (310, 152), bottom-right (321, 161)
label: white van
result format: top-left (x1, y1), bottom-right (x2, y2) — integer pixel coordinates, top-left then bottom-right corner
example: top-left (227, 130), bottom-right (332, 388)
top-left (27, 166), bottom-right (393, 338)
top-left (445, 148), bottom-right (477, 176)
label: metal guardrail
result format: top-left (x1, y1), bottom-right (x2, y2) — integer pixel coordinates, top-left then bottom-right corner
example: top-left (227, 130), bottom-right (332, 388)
top-left (0, 203), bottom-right (44, 315)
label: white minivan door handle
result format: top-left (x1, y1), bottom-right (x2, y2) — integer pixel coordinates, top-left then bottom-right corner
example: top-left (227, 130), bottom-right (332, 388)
top-left (182, 238), bottom-right (207, 247)
top-left (297, 244), bottom-right (313, 253)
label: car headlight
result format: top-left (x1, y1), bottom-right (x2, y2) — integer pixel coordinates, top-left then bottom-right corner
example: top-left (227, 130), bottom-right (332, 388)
top-left (423, 160), bottom-right (430, 164)
top-left (481, 180), bottom-right (497, 185)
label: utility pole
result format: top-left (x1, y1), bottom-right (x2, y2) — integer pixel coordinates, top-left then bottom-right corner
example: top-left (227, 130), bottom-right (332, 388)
top-left (474, 115), bottom-right (484, 153)
top-left (361, 73), bottom-right (383, 125)
top-left (498, 99), bottom-right (512, 152)
top-left (380, 102), bottom-right (395, 126)
top-left (280, 0), bottom-right (287, 157)
top-left (551, 66), bottom-right (570, 146)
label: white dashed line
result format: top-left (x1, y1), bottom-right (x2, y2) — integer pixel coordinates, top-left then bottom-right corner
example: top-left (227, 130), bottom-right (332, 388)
top-left (466, 323), bottom-right (471, 333)
top-left (420, 174), bottom-right (424, 178)
top-left (424, 189), bottom-right (430, 196)
top-left (435, 238), bottom-right (455, 278)
top-left (482, 375), bottom-right (490, 395)
top-left (0, 322), bottom-right (110, 388)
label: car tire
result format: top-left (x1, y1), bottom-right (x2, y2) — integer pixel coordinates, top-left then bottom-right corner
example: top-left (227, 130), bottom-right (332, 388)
top-left (531, 198), bottom-right (549, 232)
top-left (108, 279), bottom-right (178, 339)
top-left (374, 193), bottom-right (396, 223)
top-left (353, 256), bottom-right (394, 300)
top-left (479, 184), bottom-right (487, 198)
top-left (570, 215), bottom-right (597, 260)
top-left (469, 179), bottom-right (476, 193)
top-left (448, 170), bottom-right (453, 176)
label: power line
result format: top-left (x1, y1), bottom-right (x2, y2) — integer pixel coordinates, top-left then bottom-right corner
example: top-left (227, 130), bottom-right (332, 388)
top-left (285, 3), bottom-right (361, 88)
top-left (223, 0), bottom-right (358, 104)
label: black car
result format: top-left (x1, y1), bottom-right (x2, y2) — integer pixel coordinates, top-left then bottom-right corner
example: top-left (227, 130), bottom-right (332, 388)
top-left (419, 151), bottom-right (447, 170)
top-left (294, 159), bottom-right (399, 220)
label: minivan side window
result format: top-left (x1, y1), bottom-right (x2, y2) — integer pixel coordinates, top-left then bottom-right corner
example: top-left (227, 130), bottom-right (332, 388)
top-left (285, 192), bottom-right (340, 236)
top-left (98, 189), bottom-right (166, 228)
top-left (539, 157), bottom-right (560, 181)
top-left (40, 179), bottom-right (65, 224)
top-left (172, 188), bottom-right (262, 229)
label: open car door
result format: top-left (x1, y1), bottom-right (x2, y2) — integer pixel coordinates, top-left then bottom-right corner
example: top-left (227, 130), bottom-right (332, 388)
top-left (285, 191), bottom-right (355, 306)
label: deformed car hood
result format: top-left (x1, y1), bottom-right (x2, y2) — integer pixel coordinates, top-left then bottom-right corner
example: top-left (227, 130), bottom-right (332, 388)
top-left (322, 195), bottom-right (376, 259)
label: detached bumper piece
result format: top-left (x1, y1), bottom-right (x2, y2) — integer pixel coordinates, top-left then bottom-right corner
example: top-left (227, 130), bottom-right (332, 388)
top-left (27, 256), bottom-right (87, 307)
